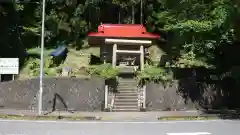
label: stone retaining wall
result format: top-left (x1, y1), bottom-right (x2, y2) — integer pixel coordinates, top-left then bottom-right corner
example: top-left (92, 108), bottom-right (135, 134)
top-left (146, 82), bottom-right (196, 111)
top-left (0, 77), bottom-right (105, 112)
top-left (146, 76), bottom-right (240, 111)
top-left (1, 73), bottom-right (240, 112)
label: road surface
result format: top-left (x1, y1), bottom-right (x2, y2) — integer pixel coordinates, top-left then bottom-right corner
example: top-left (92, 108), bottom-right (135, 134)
top-left (0, 119), bottom-right (239, 135)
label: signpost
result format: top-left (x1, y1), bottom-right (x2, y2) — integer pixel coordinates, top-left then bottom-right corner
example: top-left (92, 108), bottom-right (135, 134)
top-left (0, 58), bottom-right (19, 81)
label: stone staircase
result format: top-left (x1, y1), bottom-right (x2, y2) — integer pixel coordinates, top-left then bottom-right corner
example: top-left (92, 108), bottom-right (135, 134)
top-left (112, 77), bottom-right (139, 112)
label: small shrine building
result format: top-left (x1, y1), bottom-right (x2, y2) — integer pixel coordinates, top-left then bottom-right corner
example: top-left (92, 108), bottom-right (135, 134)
top-left (88, 24), bottom-right (160, 71)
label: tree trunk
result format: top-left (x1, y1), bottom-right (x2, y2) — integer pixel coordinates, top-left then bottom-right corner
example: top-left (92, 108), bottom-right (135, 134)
top-left (132, 5), bottom-right (135, 24)
top-left (140, 0), bottom-right (143, 24)
top-left (118, 7), bottom-right (121, 24)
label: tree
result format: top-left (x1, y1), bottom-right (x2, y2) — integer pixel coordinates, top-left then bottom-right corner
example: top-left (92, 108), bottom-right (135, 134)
top-left (146, 0), bottom-right (237, 69)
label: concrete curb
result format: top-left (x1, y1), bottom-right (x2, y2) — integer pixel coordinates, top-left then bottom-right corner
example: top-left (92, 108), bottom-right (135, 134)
top-left (0, 109), bottom-right (239, 121)
top-left (0, 114), bottom-right (101, 121)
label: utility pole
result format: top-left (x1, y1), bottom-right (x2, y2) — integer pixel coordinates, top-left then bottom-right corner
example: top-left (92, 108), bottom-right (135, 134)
top-left (38, 0), bottom-right (46, 116)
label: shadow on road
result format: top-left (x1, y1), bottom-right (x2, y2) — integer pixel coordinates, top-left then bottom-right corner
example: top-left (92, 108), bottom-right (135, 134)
top-left (202, 109), bottom-right (240, 120)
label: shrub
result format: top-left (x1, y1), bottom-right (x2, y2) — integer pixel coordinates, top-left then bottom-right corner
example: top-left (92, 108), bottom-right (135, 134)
top-left (25, 57), bottom-right (60, 77)
top-left (136, 65), bottom-right (173, 85)
top-left (87, 63), bottom-right (119, 79)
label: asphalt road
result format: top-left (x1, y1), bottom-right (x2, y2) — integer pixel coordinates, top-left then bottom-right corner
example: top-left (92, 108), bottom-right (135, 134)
top-left (0, 119), bottom-right (239, 135)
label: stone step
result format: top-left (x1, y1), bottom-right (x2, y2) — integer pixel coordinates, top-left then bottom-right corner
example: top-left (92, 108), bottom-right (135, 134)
top-left (118, 83), bottom-right (138, 87)
top-left (115, 92), bottom-right (138, 96)
top-left (118, 84), bottom-right (137, 86)
top-left (117, 88), bottom-right (138, 91)
top-left (117, 92), bottom-right (138, 94)
top-left (118, 77), bottom-right (138, 83)
top-left (115, 96), bottom-right (138, 100)
top-left (118, 68), bottom-right (136, 73)
top-left (113, 106), bottom-right (139, 112)
top-left (116, 92), bottom-right (138, 96)
top-left (118, 80), bottom-right (136, 83)
top-left (114, 106), bottom-right (138, 110)
top-left (118, 83), bottom-right (137, 86)
top-left (118, 84), bottom-right (138, 87)
top-left (114, 101), bottom-right (138, 105)
top-left (117, 89), bottom-right (137, 92)
top-left (118, 77), bottom-right (138, 82)
top-left (114, 102), bottom-right (138, 106)
top-left (118, 85), bottom-right (137, 88)
top-left (112, 108), bottom-right (139, 112)
top-left (115, 93), bottom-right (138, 96)
top-left (114, 98), bottom-right (138, 102)
top-left (114, 104), bottom-right (138, 108)
top-left (113, 76), bottom-right (139, 112)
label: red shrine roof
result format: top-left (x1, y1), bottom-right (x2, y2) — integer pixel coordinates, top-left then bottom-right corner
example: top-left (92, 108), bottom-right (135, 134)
top-left (88, 24), bottom-right (160, 39)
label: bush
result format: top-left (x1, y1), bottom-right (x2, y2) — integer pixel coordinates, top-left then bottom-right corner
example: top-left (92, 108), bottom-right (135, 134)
top-left (136, 65), bottom-right (173, 84)
top-left (87, 63), bottom-right (119, 79)
top-left (25, 57), bottom-right (61, 77)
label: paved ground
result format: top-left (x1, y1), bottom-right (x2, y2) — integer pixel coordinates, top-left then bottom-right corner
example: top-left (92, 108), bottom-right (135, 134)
top-left (0, 109), bottom-right (239, 120)
top-left (0, 109), bottom-right (204, 120)
top-left (0, 119), bottom-right (239, 135)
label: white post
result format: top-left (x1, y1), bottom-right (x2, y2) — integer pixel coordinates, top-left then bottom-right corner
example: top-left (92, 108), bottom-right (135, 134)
top-left (138, 86), bottom-right (141, 110)
top-left (12, 74), bottom-right (15, 81)
top-left (104, 85), bottom-right (108, 109)
top-left (103, 46), bottom-right (107, 64)
top-left (140, 45), bottom-right (144, 70)
top-left (38, 0), bottom-right (46, 116)
top-left (143, 85), bottom-right (146, 109)
top-left (112, 44), bottom-right (117, 67)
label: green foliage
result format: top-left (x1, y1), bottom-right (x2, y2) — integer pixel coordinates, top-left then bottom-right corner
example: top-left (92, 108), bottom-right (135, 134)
top-left (172, 51), bottom-right (214, 68)
top-left (136, 65), bottom-right (173, 84)
top-left (147, 0), bottom-right (236, 69)
top-left (25, 57), bottom-right (62, 77)
top-left (87, 64), bottom-right (119, 79)
top-left (1, 0), bottom-right (240, 82)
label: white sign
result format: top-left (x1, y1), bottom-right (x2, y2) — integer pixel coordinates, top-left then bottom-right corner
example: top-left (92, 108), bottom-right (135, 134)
top-left (0, 58), bottom-right (19, 74)
top-left (167, 132), bottom-right (211, 135)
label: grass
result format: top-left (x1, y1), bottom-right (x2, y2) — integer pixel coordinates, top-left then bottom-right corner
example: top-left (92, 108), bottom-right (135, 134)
top-left (63, 47), bottom-right (100, 77)
top-left (158, 116), bottom-right (219, 120)
top-left (18, 45), bottom-right (163, 80)
top-left (0, 114), bottom-right (101, 121)
top-left (18, 46), bottom-right (100, 80)
top-left (27, 47), bottom-right (54, 56)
